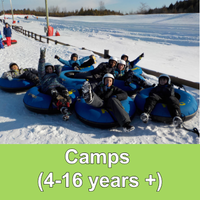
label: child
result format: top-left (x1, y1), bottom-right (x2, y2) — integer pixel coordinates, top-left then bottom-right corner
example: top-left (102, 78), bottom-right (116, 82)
top-left (1, 63), bottom-right (40, 85)
top-left (121, 53), bottom-right (144, 72)
top-left (81, 73), bottom-right (135, 132)
top-left (114, 60), bottom-right (152, 88)
top-left (54, 53), bottom-right (96, 70)
top-left (38, 48), bottom-right (72, 120)
top-left (140, 74), bottom-right (182, 126)
top-left (3, 23), bottom-right (12, 46)
top-left (0, 31), bottom-right (4, 49)
top-left (74, 56), bottom-right (118, 85)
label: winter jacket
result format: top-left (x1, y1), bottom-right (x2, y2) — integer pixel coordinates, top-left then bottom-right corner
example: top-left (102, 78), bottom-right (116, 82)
top-left (90, 62), bottom-right (115, 81)
top-left (3, 27), bottom-right (12, 37)
top-left (114, 68), bottom-right (126, 78)
top-left (1, 68), bottom-right (38, 79)
top-left (38, 58), bottom-right (64, 93)
top-left (0, 32), bottom-right (3, 49)
top-left (58, 56), bottom-right (90, 68)
top-left (125, 55), bottom-right (142, 72)
top-left (94, 83), bottom-right (128, 102)
top-left (149, 84), bottom-right (175, 100)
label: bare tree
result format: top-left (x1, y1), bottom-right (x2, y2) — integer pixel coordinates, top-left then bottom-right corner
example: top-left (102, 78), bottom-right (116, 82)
top-left (137, 2), bottom-right (150, 14)
top-left (99, 1), bottom-right (106, 11)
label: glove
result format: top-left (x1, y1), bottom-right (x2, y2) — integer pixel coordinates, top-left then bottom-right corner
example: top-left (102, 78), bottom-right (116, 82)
top-left (7, 76), bottom-right (13, 81)
top-left (140, 53), bottom-right (144, 58)
top-left (40, 47), bottom-right (46, 59)
top-left (54, 55), bottom-right (59, 59)
top-left (72, 63), bottom-right (80, 70)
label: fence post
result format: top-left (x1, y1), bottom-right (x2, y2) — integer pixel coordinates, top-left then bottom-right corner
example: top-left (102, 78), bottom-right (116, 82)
top-left (47, 38), bottom-right (49, 44)
top-left (104, 49), bottom-right (109, 58)
top-left (28, 31), bottom-right (30, 37)
top-left (40, 35), bottom-right (42, 42)
top-left (55, 40), bottom-right (57, 45)
top-left (35, 34), bottom-right (37, 40)
top-left (31, 32), bottom-right (33, 38)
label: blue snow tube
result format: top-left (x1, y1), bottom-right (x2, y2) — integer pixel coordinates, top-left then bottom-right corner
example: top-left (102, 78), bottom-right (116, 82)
top-left (0, 78), bottom-right (35, 92)
top-left (62, 65), bottom-right (94, 72)
top-left (23, 86), bottom-right (79, 114)
top-left (75, 96), bottom-right (136, 129)
top-left (135, 87), bottom-right (198, 122)
top-left (130, 65), bottom-right (143, 75)
top-left (60, 70), bottom-right (87, 90)
top-left (114, 74), bottom-right (145, 94)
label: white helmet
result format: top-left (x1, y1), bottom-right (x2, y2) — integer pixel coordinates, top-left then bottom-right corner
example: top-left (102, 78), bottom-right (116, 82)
top-left (45, 63), bottom-right (53, 67)
top-left (118, 59), bottom-right (126, 65)
top-left (102, 73), bottom-right (115, 84)
top-left (109, 56), bottom-right (118, 62)
top-left (159, 74), bottom-right (171, 84)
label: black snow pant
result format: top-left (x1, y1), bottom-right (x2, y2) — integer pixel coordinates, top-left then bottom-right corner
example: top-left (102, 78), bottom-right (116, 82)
top-left (80, 58), bottom-right (95, 68)
top-left (88, 93), bottom-right (131, 127)
top-left (19, 70), bottom-right (39, 85)
top-left (144, 93), bottom-right (181, 118)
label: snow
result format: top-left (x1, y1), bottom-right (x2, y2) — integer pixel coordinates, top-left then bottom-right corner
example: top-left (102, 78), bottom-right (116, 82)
top-left (0, 13), bottom-right (199, 144)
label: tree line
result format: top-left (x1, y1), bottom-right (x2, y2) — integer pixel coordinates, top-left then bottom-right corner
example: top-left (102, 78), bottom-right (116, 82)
top-left (138, 0), bottom-right (199, 14)
top-left (0, 0), bottom-right (199, 16)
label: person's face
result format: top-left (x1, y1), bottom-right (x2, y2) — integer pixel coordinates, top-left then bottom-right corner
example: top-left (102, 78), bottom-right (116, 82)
top-left (159, 77), bottom-right (168, 85)
top-left (72, 57), bottom-right (77, 61)
top-left (46, 66), bottom-right (53, 74)
top-left (11, 65), bottom-right (19, 71)
top-left (104, 77), bottom-right (113, 87)
top-left (109, 60), bottom-right (117, 68)
top-left (118, 63), bottom-right (125, 71)
top-left (5, 24), bottom-right (8, 28)
top-left (122, 56), bottom-right (128, 62)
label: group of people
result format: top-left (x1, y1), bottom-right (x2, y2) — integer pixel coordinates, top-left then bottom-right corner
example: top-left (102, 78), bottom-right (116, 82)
top-left (0, 23), bottom-right (12, 49)
top-left (1, 48), bottom-right (183, 132)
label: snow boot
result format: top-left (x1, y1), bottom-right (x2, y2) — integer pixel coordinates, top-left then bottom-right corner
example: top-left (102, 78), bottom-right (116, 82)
top-left (60, 107), bottom-right (70, 121)
top-left (123, 123), bottom-right (135, 132)
top-left (173, 116), bottom-right (183, 127)
top-left (140, 113), bottom-right (150, 123)
top-left (82, 81), bottom-right (93, 103)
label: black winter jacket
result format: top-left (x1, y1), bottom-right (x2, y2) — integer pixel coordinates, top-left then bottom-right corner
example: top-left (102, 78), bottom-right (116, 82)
top-left (95, 84), bottom-right (128, 102)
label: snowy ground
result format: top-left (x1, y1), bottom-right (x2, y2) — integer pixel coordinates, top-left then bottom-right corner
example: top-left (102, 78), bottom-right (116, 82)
top-left (0, 13), bottom-right (199, 144)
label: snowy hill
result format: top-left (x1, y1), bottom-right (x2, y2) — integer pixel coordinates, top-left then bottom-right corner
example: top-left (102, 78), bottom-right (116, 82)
top-left (0, 13), bottom-right (199, 144)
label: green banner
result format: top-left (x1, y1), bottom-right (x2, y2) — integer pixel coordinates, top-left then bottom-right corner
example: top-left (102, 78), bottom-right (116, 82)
top-left (0, 145), bottom-right (199, 200)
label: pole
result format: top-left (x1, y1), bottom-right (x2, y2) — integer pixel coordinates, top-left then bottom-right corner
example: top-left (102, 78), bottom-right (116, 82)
top-left (45, 0), bottom-right (49, 36)
top-left (2, 0), bottom-right (5, 19)
top-left (9, 0), bottom-right (14, 22)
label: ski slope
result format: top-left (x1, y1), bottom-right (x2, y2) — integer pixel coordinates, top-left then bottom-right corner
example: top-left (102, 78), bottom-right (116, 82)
top-left (0, 13), bottom-right (199, 144)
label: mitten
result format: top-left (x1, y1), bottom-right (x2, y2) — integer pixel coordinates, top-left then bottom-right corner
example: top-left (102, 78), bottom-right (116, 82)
top-left (40, 47), bottom-right (46, 59)
top-left (54, 55), bottom-right (59, 59)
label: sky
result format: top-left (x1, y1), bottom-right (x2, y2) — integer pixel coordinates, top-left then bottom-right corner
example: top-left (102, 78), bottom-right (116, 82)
top-left (1, 0), bottom-right (181, 14)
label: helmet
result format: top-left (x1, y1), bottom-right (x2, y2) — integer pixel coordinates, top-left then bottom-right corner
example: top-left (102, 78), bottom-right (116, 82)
top-left (102, 73), bottom-right (115, 84)
top-left (109, 56), bottom-right (118, 63)
top-left (159, 74), bottom-right (171, 84)
top-left (45, 63), bottom-right (54, 70)
top-left (121, 54), bottom-right (128, 60)
top-left (118, 60), bottom-right (126, 65)
top-left (9, 62), bottom-right (18, 70)
top-left (71, 53), bottom-right (78, 60)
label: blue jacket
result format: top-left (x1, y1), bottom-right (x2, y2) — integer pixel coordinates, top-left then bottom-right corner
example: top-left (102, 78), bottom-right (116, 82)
top-left (3, 27), bottom-right (12, 37)
top-left (125, 55), bottom-right (142, 71)
top-left (114, 68), bottom-right (126, 78)
top-left (38, 58), bottom-right (64, 93)
top-left (57, 56), bottom-right (90, 68)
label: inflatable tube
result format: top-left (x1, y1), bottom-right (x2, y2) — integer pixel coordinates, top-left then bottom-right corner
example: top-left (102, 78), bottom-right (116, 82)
top-left (60, 70), bottom-right (86, 90)
top-left (0, 78), bottom-right (35, 92)
top-left (62, 65), bottom-right (94, 72)
top-left (135, 88), bottom-right (198, 122)
top-left (2, 39), bottom-right (17, 45)
top-left (130, 65), bottom-right (143, 75)
top-left (75, 96), bottom-right (136, 129)
top-left (23, 86), bottom-right (78, 114)
top-left (114, 74), bottom-right (145, 95)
